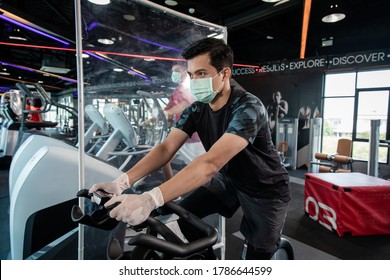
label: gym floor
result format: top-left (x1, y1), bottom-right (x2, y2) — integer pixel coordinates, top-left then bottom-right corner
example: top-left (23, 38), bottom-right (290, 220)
top-left (1, 159), bottom-right (389, 260)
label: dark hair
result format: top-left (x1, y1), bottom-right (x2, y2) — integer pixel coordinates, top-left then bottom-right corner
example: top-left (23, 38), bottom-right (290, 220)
top-left (181, 38), bottom-right (234, 72)
top-left (32, 97), bottom-right (42, 107)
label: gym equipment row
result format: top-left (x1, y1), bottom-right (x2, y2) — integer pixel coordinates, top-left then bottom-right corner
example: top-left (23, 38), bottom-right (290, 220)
top-left (6, 87), bottom-right (170, 259)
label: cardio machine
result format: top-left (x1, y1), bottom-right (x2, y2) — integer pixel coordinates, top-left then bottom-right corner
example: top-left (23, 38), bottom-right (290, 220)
top-left (72, 188), bottom-right (294, 260)
top-left (95, 103), bottom-right (154, 170)
top-left (83, 104), bottom-right (110, 153)
top-left (9, 142), bottom-right (123, 260)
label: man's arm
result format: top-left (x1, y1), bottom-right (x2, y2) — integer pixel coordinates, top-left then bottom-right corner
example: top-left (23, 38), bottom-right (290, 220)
top-left (279, 100), bottom-right (288, 116)
top-left (159, 132), bottom-right (248, 202)
top-left (104, 131), bottom-right (248, 225)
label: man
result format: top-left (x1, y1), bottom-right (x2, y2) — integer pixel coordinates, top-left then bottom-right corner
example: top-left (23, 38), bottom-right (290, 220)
top-left (89, 38), bottom-right (290, 260)
top-left (267, 91), bottom-right (288, 132)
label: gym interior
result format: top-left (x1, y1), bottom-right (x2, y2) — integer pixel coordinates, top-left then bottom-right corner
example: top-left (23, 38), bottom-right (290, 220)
top-left (1, 0), bottom-right (390, 261)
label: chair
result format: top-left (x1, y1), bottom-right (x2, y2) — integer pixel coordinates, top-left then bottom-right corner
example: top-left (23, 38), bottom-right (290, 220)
top-left (337, 138), bottom-right (352, 157)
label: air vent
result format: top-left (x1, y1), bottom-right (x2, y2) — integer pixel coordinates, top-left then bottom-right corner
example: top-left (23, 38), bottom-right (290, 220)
top-left (40, 56), bottom-right (70, 74)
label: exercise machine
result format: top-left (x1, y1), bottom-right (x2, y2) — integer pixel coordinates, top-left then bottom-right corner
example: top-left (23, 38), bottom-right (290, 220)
top-left (72, 188), bottom-right (218, 260)
top-left (83, 104), bottom-right (110, 153)
top-left (96, 103), bottom-right (154, 170)
top-left (275, 118), bottom-right (298, 170)
top-left (72, 188), bottom-right (294, 260)
top-left (9, 144), bottom-right (122, 259)
top-left (9, 134), bottom-right (75, 198)
top-left (310, 152), bottom-right (353, 173)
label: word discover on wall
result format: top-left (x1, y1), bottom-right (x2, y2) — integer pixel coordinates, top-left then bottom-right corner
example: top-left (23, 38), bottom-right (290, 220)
top-left (232, 49), bottom-right (390, 76)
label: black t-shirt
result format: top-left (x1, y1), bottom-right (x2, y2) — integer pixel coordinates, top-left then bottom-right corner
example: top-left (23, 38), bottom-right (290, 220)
top-left (175, 87), bottom-right (290, 200)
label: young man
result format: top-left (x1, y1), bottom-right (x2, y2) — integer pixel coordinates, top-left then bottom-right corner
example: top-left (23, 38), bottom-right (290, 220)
top-left (89, 38), bottom-right (290, 260)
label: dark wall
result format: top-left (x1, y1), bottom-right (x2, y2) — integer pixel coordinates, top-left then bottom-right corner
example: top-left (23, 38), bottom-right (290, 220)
top-left (232, 70), bottom-right (323, 157)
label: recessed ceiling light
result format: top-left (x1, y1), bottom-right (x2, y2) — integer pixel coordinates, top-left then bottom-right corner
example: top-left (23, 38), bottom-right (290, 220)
top-left (322, 4), bottom-right (346, 23)
top-left (144, 58), bottom-right (155, 62)
top-left (322, 13), bottom-right (346, 23)
top-left (88, 0), bottom-right (110, 5)
top-left (262, 0), bottom-right (281, 3)
top-left (266, 35), bottom-right (274, 39)
top-left (123, 14), bottom-right (136, 21)
top-left (0, 72), bottom-right (10, 75)
top-left (9, 36), bottom-right (27, 41)
top-left (165, 0), bottom-right (178, 6)
top-left (113, 68), bottom-right (124, 72)
top-left (98, 38), bottom-right (114, 45)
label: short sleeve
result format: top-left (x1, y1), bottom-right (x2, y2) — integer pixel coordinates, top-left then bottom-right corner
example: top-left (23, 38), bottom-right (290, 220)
top-left (226, 96), bottom-right (267, 144)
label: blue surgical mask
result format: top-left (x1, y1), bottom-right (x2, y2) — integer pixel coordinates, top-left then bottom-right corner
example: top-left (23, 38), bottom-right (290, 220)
top-left (171, 71), bottom-right (181, 84)
top-left (190, 69), bottom-right (225, 103)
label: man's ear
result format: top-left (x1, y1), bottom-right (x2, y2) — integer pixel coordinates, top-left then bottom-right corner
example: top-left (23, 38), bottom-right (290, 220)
top-left (223, 67), bottom-right (232, 80)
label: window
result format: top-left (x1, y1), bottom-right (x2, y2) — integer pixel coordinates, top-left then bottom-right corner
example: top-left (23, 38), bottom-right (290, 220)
top-left (322, 69), bottom-right (390, 162)
top-left (322, 73), bottom-right (355, 154)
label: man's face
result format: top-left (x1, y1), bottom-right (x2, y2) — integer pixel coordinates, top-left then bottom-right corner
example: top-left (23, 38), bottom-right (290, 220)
top-left (186, 53), bottom-right (223, 92)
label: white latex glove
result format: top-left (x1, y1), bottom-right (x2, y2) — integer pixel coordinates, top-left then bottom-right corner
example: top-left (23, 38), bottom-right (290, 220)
top-left (89, 173), bottom-right (130, 196)
top-left (105, 187), bottom-right (164, 226)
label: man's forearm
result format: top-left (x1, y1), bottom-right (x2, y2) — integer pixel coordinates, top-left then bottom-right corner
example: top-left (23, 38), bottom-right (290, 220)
top-left (158, 155), bottom-right (219, 202)
top-left (125, 144), bottom-right (174, 186)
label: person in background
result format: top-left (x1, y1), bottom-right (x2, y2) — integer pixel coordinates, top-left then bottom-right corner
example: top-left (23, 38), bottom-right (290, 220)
top-left (27, 97), bottom-right (43, 122)
top-left (90, 38), bottom-right (290, 260)
top-left (161, 62), bottom-right (205, 180)
top-left (267, 91), bottom-right (288, 132)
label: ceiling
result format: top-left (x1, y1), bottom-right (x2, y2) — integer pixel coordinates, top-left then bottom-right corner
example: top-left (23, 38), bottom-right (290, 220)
top-left (0, 0), bottom-right (389, 95)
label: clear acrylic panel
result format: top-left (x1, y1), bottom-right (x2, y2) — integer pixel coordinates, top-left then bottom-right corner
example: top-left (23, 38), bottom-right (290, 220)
top-left (75, 0), bottom-right (227, 260)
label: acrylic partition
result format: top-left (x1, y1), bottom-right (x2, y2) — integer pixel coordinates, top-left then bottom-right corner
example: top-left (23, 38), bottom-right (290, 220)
top-left (73, 0), bottom-right (227, 260)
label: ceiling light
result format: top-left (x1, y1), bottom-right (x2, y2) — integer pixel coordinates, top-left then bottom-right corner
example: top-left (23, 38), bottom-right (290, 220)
top-left (88, 0), bottom-right (110, 5)
top-left (113, 68), bottom-right (124, 72)
top-left (123, 14), bottom-right (136, 21)
top-left (274, 0), bottom-right (290, 6)
top-left (262, 0), bottom-right (281, 3)
top-left (266, 35), bottom-right (274, 40)
top-left (9, 34), bottom-right (27, 41)
top-left (9, 29), bottom-right (27, 41)
top-left (322, 4), bottom-right (346, 23)
top-left (0, 72), bottom-right (10, 76)
top-left (75, 53), bottom-right (90, 58)
top-left (165, 0), bottom-right (178, 6)
top-left (98, 38), bottom-right (114, 45)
